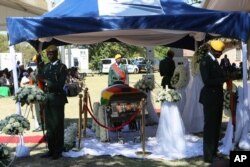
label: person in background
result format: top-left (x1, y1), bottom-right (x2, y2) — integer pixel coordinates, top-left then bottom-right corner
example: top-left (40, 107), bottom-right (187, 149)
top-left (108, 54), bottom-right (129, 86)
top-left (37, 45), bottom-right (68, 160)
top-left (199, 40), bottom-right (229, 163)
top-left (20, 72), bottom-right (30, 87)
top-left (18, 65), bottom-right (25, 84)
top-left (20, 71), bottom-right (35, 119)
top-left (159, 49), bottom-right (175, 89)
top-left (220, 54), bottom-right (231, 74)
top-left (16, 60), bottom-right (20, 79)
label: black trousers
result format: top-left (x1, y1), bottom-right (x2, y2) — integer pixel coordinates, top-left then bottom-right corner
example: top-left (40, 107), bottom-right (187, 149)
top-left (45, 101), bottom-right (65, 155)
top-left (203, 103), bottom-right (223, 162)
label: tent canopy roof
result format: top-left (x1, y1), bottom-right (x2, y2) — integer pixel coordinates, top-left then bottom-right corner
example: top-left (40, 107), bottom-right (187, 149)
top-left (201, 0), bottom-right (250, 12)
top-left (6, 0), bottom-right (250, 48)
top-left (0, 0), bottom-right (47, 31)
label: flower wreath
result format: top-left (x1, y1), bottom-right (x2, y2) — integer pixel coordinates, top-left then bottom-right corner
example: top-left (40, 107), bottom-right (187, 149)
top-left (0, 114), bottom-right (30, 135)
top-left (191, 43), bottom-right (209, 76)
top-left (156, 89), bottom-right (182, 103)
top-left (170, 64), bottom-right (188, 89)
top-left (64, 123), bottom-right (77, 151)
top-left (223, 83), bottom-right (238, 117)
top-left (134, 78), bottom-right (154, 92)
top-left (0, 143), bottom-right (10, 164)
top-left (14, 85), bottom-right (47, 106)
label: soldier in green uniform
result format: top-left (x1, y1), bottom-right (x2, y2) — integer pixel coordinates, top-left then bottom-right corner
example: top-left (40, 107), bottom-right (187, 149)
top-left (108, 54), bottom-right (129, 86)
top-left (39, 45), bottom-right (68, 160)
top-left (199, 40), bottom-right (228, 163)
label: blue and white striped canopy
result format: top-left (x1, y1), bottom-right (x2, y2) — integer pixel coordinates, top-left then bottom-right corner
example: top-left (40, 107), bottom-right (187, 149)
top-left (6, 0), bottom-right (250, 48)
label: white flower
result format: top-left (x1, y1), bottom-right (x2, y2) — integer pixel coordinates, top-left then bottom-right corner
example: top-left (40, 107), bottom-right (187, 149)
top-left (64, 123), bottom-right (77, 151)
top-left (13, 85), bottom-right (47, 106)
top-left (0, 143), bottom-right (10, 160)
top-left (170, 65), bottom-right (188, 89)
top-left (0, 114), bottom-right (30, 135)
top-left (13, 122), bottom-right (20, 128)
top-left (156, 89), bottom-right (181, 103)
top-left (134, 78), bottom-right (154, 92)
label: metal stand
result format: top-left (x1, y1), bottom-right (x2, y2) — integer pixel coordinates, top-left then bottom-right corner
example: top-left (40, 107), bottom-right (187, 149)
top-left (135, 98), bottom-right (151, 156)
top-left (78, 88), bottom-right (89, 149)
top-left (78, 94), bottom-right (83, 149)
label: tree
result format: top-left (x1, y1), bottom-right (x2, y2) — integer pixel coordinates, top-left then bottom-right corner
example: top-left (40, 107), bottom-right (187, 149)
top-left (15, 43), bottom-right (37, 65)
top-left (0, 34), bottom-right (9, 52)
top-left (154, 46), bottom-right (170, 60)
top-left (0, 34), bottom-right (36, 65)
top-left (77, 42), bottom-right (146, 70)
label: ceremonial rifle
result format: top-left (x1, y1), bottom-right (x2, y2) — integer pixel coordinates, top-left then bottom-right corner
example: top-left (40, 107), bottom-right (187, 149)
top-left (226, 79), bottom-right (237, 150)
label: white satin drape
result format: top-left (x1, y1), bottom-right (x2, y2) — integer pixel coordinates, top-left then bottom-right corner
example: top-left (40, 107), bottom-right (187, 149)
top-left (155, 101), bottom-right (186, 158)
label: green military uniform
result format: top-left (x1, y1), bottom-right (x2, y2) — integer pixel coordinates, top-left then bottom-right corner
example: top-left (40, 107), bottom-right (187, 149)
top-left (199, 52), bottom-right (227, 162)
top-left (108, 63), bottom-right (129, 86)
top-left (41, 60), bottom-right (68, 156)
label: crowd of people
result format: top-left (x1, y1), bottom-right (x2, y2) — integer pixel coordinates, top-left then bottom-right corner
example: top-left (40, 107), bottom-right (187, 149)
top-left (0, 62), bottom-right (35, 96)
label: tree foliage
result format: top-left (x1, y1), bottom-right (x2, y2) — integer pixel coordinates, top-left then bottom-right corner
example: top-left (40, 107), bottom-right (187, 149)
top-left (76, 42), bottom-right (146, 70)
top-left (1, 33), bottom-right (174, 70)
top-left (0, 34), bottom-right (36, 65)
top-left (154, 46), bottom-right (170, 60)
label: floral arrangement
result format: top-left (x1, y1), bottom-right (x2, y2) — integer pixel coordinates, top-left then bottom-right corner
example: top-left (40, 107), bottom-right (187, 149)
top-left (156, 89), bottom-right (181, 103)
top-left (64, 123), bottom-right (77, 151)
top-left (14, 85), bottom-right (47, 106)
top-left (134, 78), bottom-right (154, 92)
top-left (191, 43), bottom-right (209, 76)
top-left (223, 84), bottom-right (238, 117)
top-left (0, 114), bottom-right (30, 135)
top-left (0, 143), bottom-right (10, 164)
top-left (170, 64), bottom-right (188, 89)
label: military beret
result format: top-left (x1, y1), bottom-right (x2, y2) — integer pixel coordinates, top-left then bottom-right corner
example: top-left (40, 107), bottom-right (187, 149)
top-left (115, 54), bottom-right (122, 60)
top-left (210, 40), bottom-right (225, 52)
top-left (46, 45), bottom-right (58, 52)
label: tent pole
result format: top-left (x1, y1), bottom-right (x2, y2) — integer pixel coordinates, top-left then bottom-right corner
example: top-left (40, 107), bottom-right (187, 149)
top-left (9, 45), bottom-right (21, 114)
top-left (241, 42), bottom-right (248, 108)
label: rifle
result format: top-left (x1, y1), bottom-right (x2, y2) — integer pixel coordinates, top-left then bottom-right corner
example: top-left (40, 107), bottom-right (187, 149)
top-left (226, 79), bottom-right (237, 150)
top-left (34, 53), bottom-right (46, 142)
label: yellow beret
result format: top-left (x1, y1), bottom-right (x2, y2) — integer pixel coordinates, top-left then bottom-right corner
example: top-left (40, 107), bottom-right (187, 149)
top-left (46, 45), bottom-right (58, 52)
top-left (115, 54), bottom-right (122, 60)
top-left (210, 40), bottom-right (225, 52)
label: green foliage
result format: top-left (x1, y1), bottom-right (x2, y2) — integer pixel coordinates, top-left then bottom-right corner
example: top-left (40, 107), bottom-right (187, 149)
top-left (0, 34), bottom-right (8, 52)
top-left (0, 34), bottom-right (37, 65)
top-left (154, 46), bottom-right (170, 60)
top-left (15, 43), bottom-right (36, 64)
top-left (1, 33), bottom-right (174, 70)
top-left (83, 42), bottom-right (146, 70)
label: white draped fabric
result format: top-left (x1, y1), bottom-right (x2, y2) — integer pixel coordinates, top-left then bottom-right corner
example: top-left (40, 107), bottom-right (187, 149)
top-left (155, 101), bottom-right (186, 159)
top-left (52, 30), bottom-right (189, 47)
top-left (219, 86), bottom-right (250, 155)
top-left (176, 88), bottom-right (186, 116)
top-left (146, 91), bottom-right (159, 125)
top-left (176, 60), bottom-right (189, 116)
top-left (182, 73), bottom-right (204, 134)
